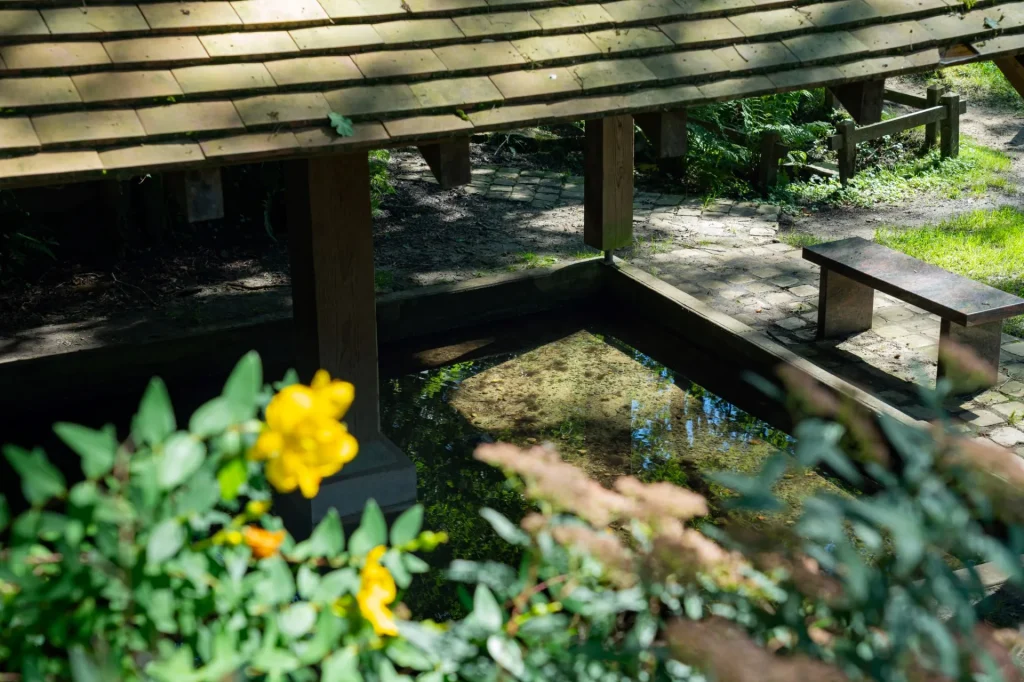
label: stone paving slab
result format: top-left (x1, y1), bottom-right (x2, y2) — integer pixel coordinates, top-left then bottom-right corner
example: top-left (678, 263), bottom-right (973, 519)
top-left (393, 158), bottom-right (1024, 452)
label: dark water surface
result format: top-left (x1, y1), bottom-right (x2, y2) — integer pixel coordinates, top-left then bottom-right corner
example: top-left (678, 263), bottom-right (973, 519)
top-left (380, 327), bottom-right (847, 618)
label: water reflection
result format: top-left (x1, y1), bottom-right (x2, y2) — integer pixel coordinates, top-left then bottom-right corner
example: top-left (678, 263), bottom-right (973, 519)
top-left (380, 330), bottom-right (844, 618)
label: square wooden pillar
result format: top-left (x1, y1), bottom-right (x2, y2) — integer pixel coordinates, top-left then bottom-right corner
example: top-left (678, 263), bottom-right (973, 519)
top-left (635, 110), bottom-right (688, 159)
top-left (285, 152), bottom-right (416, 537)
top-left (418, 138), bottom-right (471, 189)
top-left (828, 80), bottom-right (884, 125)
top-left (994, 55), bottom-right (1024, 98)
top-left (584, 115), bottom-right (634, 252)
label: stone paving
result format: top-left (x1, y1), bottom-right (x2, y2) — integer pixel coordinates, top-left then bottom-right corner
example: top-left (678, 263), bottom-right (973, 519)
top-left (397, 159), bottom-right (1024, 455)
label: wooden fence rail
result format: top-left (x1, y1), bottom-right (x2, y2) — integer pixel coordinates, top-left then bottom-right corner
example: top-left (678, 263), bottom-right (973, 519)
top-left (829, 90), bottom-right (966, 186)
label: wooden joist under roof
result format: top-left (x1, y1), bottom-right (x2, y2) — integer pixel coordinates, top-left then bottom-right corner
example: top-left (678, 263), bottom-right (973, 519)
top-left (0, 0), bottom-right (1020, 186)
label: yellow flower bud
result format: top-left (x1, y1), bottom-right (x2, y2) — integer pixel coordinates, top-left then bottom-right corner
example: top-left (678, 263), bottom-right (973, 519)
top-left (224, 530), bottom-right (243, 545)
top-left (246, 499), bottom-right (272, 517)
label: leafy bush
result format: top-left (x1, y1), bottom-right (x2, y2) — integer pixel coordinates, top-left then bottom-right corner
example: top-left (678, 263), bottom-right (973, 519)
top-left (3, 351), bottom-right (1024, 681)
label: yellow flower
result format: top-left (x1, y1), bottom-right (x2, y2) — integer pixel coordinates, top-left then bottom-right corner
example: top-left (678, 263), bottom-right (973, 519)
top-left (249, 370), bottom-right (359, 498)
top-left (357, 546), bottom-right (398, 637)
top-left (243, 526), bottom-right (286, 559)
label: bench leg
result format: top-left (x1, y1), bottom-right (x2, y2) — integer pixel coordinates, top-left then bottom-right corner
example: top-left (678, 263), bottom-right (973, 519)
top-left (938, 319), bottom-right (1002, 392)
top-left (817, 269), bottom-right (874, 340)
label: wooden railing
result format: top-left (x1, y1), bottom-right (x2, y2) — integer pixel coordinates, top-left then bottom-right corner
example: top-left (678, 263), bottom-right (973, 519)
top-left (829, 86), bottom-right (966, 186)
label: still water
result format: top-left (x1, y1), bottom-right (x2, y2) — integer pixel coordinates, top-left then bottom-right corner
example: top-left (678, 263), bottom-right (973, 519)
top-left (380, 329), bottom-right (848, 617)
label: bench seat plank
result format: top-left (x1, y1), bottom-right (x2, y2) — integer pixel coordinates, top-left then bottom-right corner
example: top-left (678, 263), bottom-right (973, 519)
top-left (803, 237), bottom-right (1024, 327)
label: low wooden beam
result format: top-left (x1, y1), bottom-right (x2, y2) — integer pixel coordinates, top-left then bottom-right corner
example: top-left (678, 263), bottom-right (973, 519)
top-left (285, 151), bottom-right (416, 535)
top-left (584, 115), bottom-right (634, 253)
top-left (418, 138), bottom-right (471, 189)
top-left (635, 110), bottom-right (688, 159)
top-left (994, 55), bottom-right (1024, 99)
top-left (828, 80), bottom-right (885, 124)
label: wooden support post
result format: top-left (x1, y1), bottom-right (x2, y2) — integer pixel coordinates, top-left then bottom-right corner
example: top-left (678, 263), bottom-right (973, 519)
top-left (938, 319), bottom-right (1002, 392)
top-left (418, 138), bottom-right (471, 189)
top-left (635, 110), bottom-right (688, 159)
top-left (837, 119), bottom-right (857, 187)
top-left (181, 168), bottom-right (225, 223)
top-left (994, 55), bottom-right (1024, 98)
top-left (817, 268), bottom-right (875, 340)
top-left (285, 152), bottom-right (416, 537)
top-left (584, 115), bottom-right (634, 252)
top-left (828, 80), bottom-right (885, 124)
top-left (757, 131), bottom-right (782, 196)
top-left (823, 87), bottom-right (837, 112)
top-left (924, 84), bottom-right (944, 149)
top-left (940, 92), bottom-right (960, 159)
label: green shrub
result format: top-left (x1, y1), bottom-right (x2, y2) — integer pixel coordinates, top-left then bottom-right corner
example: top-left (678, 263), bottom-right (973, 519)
top-left (3, 352), bottom-right (1024, 681)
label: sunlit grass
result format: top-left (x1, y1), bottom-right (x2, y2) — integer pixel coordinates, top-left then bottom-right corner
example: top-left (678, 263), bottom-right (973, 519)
top-left (781, 138), bottom-right (1011, 207)
top-left (876, 207), bottom-right (1024, 338)
top-left (923, 62), bottom-right (1024, 111)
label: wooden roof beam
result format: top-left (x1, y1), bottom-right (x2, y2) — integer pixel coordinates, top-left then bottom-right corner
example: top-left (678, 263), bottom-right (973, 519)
top-left (994, 54), bottom-right (1024, 100)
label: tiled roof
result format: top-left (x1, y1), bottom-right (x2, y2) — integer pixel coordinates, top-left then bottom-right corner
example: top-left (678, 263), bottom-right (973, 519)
top-left (0, 0), bottom-right (1021, 187)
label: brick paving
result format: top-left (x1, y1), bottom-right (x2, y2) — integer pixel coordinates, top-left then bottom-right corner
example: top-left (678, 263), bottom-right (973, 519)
top-left (394, 158), bottom-right (1024, 455)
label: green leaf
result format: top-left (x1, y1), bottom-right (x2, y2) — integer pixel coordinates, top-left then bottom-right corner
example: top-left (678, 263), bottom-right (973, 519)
top-left (251, 649), bottom-right (300, 677)
top-left (54, 422), bottom-right (117, 480)
top-left (223, 351), bottom-right (263, 421)
top-left (386, 640), bottom-right (433, 672)
top-left (308, 509), bottom-right (344, 557)
top-left (4, 445), bottom-right (66, 506)
top-left (176, 469), bottom-right (221, 518)
top-left (134, 377), bottom-right (176, 447)
top-left (312, 568), bottom-right (360, 603)
top-left (322, 648), bottom-right (362, 682)
top-left (69, 480), bottom-right (99, 508)
top-left (297, 565), bottom-right (321, 599)
top-left (68, 647), bottom-right (103, 682)
top-left (159, 433), bottom-right (206, 490)
top-left (472, 584), bottom-right (503, 633)
top-left (383, 550), bottom-right (412, 589)
top-left (261, 555), bottom-right (297, 605)
top-left (147, 519), bottom-right (185, 565)
top-left (390, 504), bottom-right (423, 547)
top-left (279, 602), bottom-right (318, 639)
top-left (349, 499), bottom-right (386, 556)
top-left (480, 508), bottom-right (529, 546)
top-left (328, 112), bottom-right (354, 137)
top-left (486, 636), bottom-right (524, 679)
top-left (274, 368), bottom-right (301, 391)
top-left (217, 457), bottom-right (248, 502)
top-left (402, 553), bottom-right (430, 574)
top-left (189, 397), bottom-right (235, 439)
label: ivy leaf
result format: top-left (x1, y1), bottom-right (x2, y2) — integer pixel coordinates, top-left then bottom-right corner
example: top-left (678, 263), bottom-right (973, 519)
top-left (308, 509), bottom-right (344, 557)
top-left (322, 648), bottom-right (362, 682)
top-left (133, 377), bottom-right (176, 447)
top-left (147, 519), bottom-right (185, 566)
top-left (3, 445), bottom-right (66, 506)
top-left (390, 504), bottom-right (423, 547)
top-left (328, 112), bottom-right (354, 137)
top-left (158, 433), bottom-right (206, 490)
top-left (349, 499), bottom-right (386, 556)
top-left (222, 351), bottom-right (263, 422)
top-left (472, 585), bottom-right (503, 633)
top-left (217, 457), bottom-right (248, 502)
top-left (54, 422), bottom-right (117, 480)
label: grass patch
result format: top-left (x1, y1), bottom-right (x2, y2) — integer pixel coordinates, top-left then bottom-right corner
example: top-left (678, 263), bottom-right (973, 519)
top-left (875, 207), bottom-right (1024, 338)
top-left (919, 62), bottom-right (1024, 111)
top-left (374, 270), bottom-right (394, 292)
top-left (778, 233), bottom-right (825, 249)
top-left (513, 252), bottom-right (558, 269)
top-left (779, 138), bottom-right (1011, 207)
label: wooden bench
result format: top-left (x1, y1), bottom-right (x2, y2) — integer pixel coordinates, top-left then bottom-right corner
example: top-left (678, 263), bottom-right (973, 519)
top-left (803, 237), bottom-right (1024, 389)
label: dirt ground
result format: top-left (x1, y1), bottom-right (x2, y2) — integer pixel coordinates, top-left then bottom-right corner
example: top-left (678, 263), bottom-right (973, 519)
top-left (1, 85), bottom-right (1022, 361)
